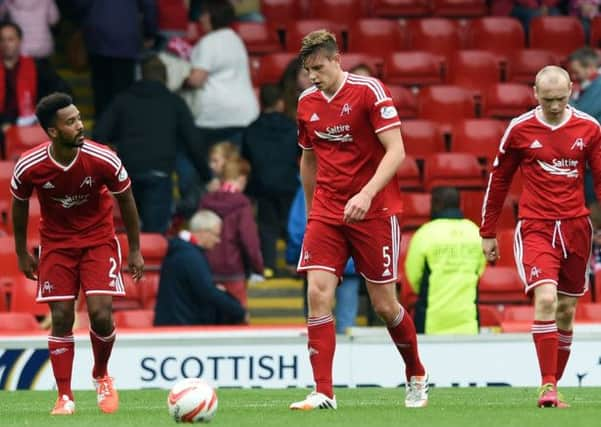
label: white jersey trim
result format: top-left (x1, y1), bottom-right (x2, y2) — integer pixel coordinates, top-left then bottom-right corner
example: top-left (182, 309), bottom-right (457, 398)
top-left (347, 74), bottom-right (387, 102)
top-left (498, 109), bottom-right (535, 154)
top-left (110, 181), bottom-right (131, 195)
top-left (375, 121), bottom-right (402, 134)
top-left (82, 147), bottom-right (121, 173)
top-left (13, 149), bottom-right (47, 181)
top-left (82, 143), bottom-right (121, 171)
top-left (47, 144), bottom-right (80, 172)
top-left (298, 86), bottom-right (318, 101)
top-left (573, 108), bottom-right (601, 126)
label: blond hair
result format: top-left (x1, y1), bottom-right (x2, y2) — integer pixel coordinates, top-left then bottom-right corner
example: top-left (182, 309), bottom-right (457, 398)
top-left (189, 209), bottom-right (222, 232)
top-left (222, 157), bottom-right (251, 181)
top-left (209, 141), bottom-right (240, 161)
top-left (299, 29), bottom-right (339, 65)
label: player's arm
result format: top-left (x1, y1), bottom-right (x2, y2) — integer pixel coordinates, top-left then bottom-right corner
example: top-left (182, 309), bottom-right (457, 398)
top-left (11, 197), bottom-right (37, 280)
top-left (343, 127), bottom-right (405, 223)
top-left (300, 149), bottom-right (317, 217)
top-left (114, 188), bottom-right (144, 280)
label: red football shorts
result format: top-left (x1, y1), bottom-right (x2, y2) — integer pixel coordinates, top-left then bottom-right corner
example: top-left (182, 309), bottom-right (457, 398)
top-left (36, 237), bottom-right (126, 302)
top-left (297, 215), bottom-right (401, 284)
top-left (514, 216), bottom-right (592, 296)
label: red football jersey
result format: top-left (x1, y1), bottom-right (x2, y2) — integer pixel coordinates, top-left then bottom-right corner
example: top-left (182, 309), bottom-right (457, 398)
top-left (481, 106), bottom-right (601, 237)
top-left (297, 72), bottom-right (403, 222)
top-left (10, 140), bottom-right (131, 247)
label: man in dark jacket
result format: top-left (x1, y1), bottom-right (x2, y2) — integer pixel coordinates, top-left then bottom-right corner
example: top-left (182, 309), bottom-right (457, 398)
top-left (94, 55), bottom-right (208, 233)
top-left (154, 209), bottom-right (247, 326)
top-left (242, 84), bottom-right (299, 276)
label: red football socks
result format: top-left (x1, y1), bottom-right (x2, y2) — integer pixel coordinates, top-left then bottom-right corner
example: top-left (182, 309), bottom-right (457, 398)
top-left (556, 328), bottom-right (573, 382)
top-left (307, 314), bottom-right (336, 399)
top-left (90, 327), bottom-right (116, 379)
top-left (532, 320), bottom-right (558, 385)
top-left (387, 307), bottom-right (426, 380)
top-left (48, 334), bottom-right (74, 400)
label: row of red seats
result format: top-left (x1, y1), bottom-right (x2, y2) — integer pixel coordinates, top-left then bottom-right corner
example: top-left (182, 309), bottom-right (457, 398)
top-left (236, 16), bottom-right (586, 60)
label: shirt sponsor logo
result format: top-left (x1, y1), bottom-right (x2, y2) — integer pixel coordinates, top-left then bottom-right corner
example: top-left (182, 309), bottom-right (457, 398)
top-left (380, 106), bottom-right (397, 119)
top-left (537, 158), bottom-right (579, 178)
top-left (51, 194), bottom-right (90, 208)
top-left (314, 124), bottom-right (353, 143)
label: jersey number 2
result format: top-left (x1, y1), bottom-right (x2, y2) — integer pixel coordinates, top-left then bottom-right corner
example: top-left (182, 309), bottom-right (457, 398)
top-left (109, 257), bottom-right (118, 280)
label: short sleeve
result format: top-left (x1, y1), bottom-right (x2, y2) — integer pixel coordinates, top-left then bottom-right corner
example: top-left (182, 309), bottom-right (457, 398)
top-left (10, 160), bottom-right (34, 201)
top-left (106, 163), bottom-right (131, 194)
top-left (297, 117), bottom-right (312, 150)
top-left (365, 79), bottom-right (401, 134)
top-left (190, 36), bottom-right (212, 71)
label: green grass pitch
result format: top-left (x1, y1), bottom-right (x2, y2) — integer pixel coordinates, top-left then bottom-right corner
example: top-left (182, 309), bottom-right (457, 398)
top-left (0, 387), bottom-right (599, 427)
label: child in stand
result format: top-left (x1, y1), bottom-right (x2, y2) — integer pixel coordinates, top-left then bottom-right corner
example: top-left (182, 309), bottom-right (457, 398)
top-left (206, 141), bottom-right (239, 192)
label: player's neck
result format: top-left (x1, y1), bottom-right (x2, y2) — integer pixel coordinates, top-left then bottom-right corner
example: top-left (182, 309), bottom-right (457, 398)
top-left (537, 107), bottom-right (568, 126)
top-left (322, 71), bottom-right (346, 97)
top-left (49, 142), bottom-right (78, 166)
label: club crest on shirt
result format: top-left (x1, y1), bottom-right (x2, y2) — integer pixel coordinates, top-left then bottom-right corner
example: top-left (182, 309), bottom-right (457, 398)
top-left (80, 176), bottom-right (94, 187)
top-left (340, 103), bottom-right (351, 116)
top-left (571, 138), bottom-right (585, 151)
top-left (380, 106), bottom-right (397, 119)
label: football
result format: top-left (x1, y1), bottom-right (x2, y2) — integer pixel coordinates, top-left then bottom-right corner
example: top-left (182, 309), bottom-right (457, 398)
top-left (167, 378), bottom-right (218, 423)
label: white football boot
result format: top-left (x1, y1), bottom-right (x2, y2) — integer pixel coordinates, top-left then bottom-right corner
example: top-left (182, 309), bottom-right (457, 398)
top-left (289, 391), bottom-right (337, 410)
top-left (405, 373), bottom-right (429, 408)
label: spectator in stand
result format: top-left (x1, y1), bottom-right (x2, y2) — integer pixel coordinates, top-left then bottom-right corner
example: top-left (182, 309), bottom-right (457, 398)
top-left (93, 55), bottom-right (208, 234)
top-left (199, 157), bottom-right (264, 308)
top-left (154, 209), bottom-right (247, 326)
top-left (405, 187), bottom-right (486, 335)
top-left (73, 0), bottom-right (157, 118)
top-left (349, 63), bottom-right (374, 77)
top-left (569, 1), bottom-right (600, 42)
top-left (280, 57), bottom-right (312, 121)
top-left (0, 21), bottom-right (70, 156)
top-left (569, 47), bottom-right (601, 121)
top-left (0, 0), bottom-right (59, 62)
top-left (492, 1), bottom-right (562, 36)
top-left (207, 141), bottom-right (240, 191)
top-left (243, 84), bottom-right (299, 278)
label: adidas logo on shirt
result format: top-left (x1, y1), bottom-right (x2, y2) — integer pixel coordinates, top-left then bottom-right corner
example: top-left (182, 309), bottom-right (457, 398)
top-left (529, 140), bottom-right (543, 149)
top-left (42, 181), bottom-right (55, 189)
top-left (310, 113), bottom-right (320, 122)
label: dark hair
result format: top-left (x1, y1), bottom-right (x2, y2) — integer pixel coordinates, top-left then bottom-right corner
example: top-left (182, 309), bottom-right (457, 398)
top-left (299, 29), bottom-right (339, 66)
top-left (203, 0), bottom-right (235, 30)
top-left (260, 84), bottom-right (282, 110)
top-left (568, 47), bottom-right (599, 68)
top-left (0, 21), bottom-right (23, 39)
top-left (431, 186), bottom-right (460, 215)
top-left (35, 92), bottom-right (74, 131)
top-left (279, 57), bottom-right (303, 120)
top-left (141, 55), bottom-right (167, 83)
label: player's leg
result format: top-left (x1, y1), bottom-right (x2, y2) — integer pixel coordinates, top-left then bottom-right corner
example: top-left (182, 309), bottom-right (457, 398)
top-left (555, 294), bottom-right (577, 382)
top-left (48, 300), bottom-right (76, 415)
top-left (366, 281), bottom-right (427, 408)
top-left (532, 283), bottom-right (559, 389)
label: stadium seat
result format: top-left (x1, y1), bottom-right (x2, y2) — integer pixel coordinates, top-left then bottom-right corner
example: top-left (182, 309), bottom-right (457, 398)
top-left (478, 266), bottom-right (528, 304)
top-left (0, 236), bottom-right (20, 291)
top-left (140, 272), bottom-right (161, 310)
top-left (466, 17), bottom-right (525, 56)
top-left (483, 83), bottom-right (536, 120)
top-left (284, 20), bottom-right (343, 52)
top-left (370, 0), bottom-right (431, 17)
top-left (423, 153), bottom-right (485, 191)
top-left (347, 19), bottom-right (408, 57)
top-left (0, 160), bottom-right (15, 227)
top-left (73, 311), bottom-right (91, 331)
top-left (496, 227), bottom-right (517, 268)
top-left (460, 190), bottom-right (516, 230)
top-left (407, 18), bottom-right (463, 61)
top-left (307, 0), bottom-right (368, 28)
top-left (396, 156), bottom-right (422, 191)
top-left (451, 118), bottom-right (506, 164)
top-left (417, 85), bottom-right (476, 132)
top-left (401, 120), bottom-right (444, 160)
top-left (117, 233), bottom-right (168, 271)
top-left (590, 16), bottom-right (601, 47)
top-left (401, 192), bottom-right (431, 229)
top-left (575, 303), bottom-right (601, 322)
top-left (383, 51), bottom-right (444, 86)
top-left (447, 50), bottom-right (501, 95)
top-left (254, 52), bottom-right (297, 85)
top-left (506, 49), bottom-right (558, 85)
top-left (113, 309), bottom-right (155, 328)
top-left (0, 312), bottom-right (40, 331)
top-left (8, 274), bottom-right (49, 316)
top-left (6, 196), bottom-right (41, 239)
top-left (4, 125), bottom-right (48, 161)
top-left (478, 304), bottom-right (503, 327)
top-left (113, 274), bottom-right (144, 311)
top-left (260, 0), bottom-right (305, 29)
top-left (503, 305), bottom-right (534, 322)
top-left (529, 16), bottom-right (585, 60)
top-left (432, 0), bottom-right (487, 17)
top-left (232, 22), bottom-right (281, 55)
top-left (388, 85), bottom-right (418, 119)
top-left (341, 53), bottom-right (383, 78)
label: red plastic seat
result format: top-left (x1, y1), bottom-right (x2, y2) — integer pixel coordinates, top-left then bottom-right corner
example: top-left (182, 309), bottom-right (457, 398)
top-left (506, 49), bottom-right (558, 85)
top-left (432, 0), bottom-right (487, 17)
top-left (232, 22), bottom-right (281, 55)
top-left (8, 275), bottom-right (49, 316)
top-left (73, 311), bottom-right (91, 331)
top-left (503, 305), bottom-right (534, 321)
top-left (371, 0), bottom-right (431, 17)
top-left (0, 160), bottom-right (15, 225)
top-left (341, 53), bottom-right (382, 78)
top-left (484, 83), bottom-right (536, 120)
top-left (401, 120), bottom-right (444, 160)
top-left (113, 309), bottom-right (155, 328)
top-left (396, 156), bottom-right (422, 191)
top-left (529, 16), bottom-right (585, 60)
top-left (140, 272), bottom-right (161, 309)
top-left (460, 190), bottom-right (516, 230)
top-left (254, 52), bottom-right (297, 85)
top-left (401, 192), bottom-right (431, 229)
top-left (408, 18), bottom-right (463, 60)
top-left (388, 85), bottom-right (418, 119)
top-left (496, 227), bottom-right (516, 267)
top-left (451, 118), bottom-right (506, 164)
top-left (466, 17), bottom-right (525, 56)
top-left (4, 125), bottom-right (48, 161)
top-left (260, 0), bottom-right (305, 28)
top-left (418, 85), bottom-right (476, 131)
top-left (307, 0), bottom-right (368, 28)
top-left (117, 233), bottom-right (168, 271)
top-left (112, 274), bottom-right (143, 311)
top-left (0, 312), bottom-right (40, 331)
top-left (576, 302), bottom-right (601, 322)
top-left (285, 19), bottom-right (343, 52)
top-left (423, 153), bottom-right (484, 191)
top-left (347, 19), bottom-right (407, 57)
top-left (478, 304), bottom-right (503, 327)
top-left (448, 50), bottom-right (500, 95)
top-left (383, 51), bottom-right (444, 86)
top-left (6, 196), bottom-right (41, 239)
top-left (479, 266), bottom-right (529, 304)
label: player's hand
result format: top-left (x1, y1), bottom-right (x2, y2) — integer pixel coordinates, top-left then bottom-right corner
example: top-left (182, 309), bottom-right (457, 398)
top-left (343, 191), bottom-right (373, 223)
top-left (482, 238), bottom-right (499, 263)
top-left (17, 252), bottom-right (38, 280)
top-left (128, 249), bottom-right (144, 281)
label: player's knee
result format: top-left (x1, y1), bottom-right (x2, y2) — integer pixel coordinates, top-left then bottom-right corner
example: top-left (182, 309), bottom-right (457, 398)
top-left (556, 302), bottom-right (575, 323)
top-left (50, 308), bottom-right (75, 334)
top-left (88, 306), bottom-right (113, 334)
top-left (371, 300), bottom-right (398, 323)
top-left (536, 292), bottom-right (557, 313)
